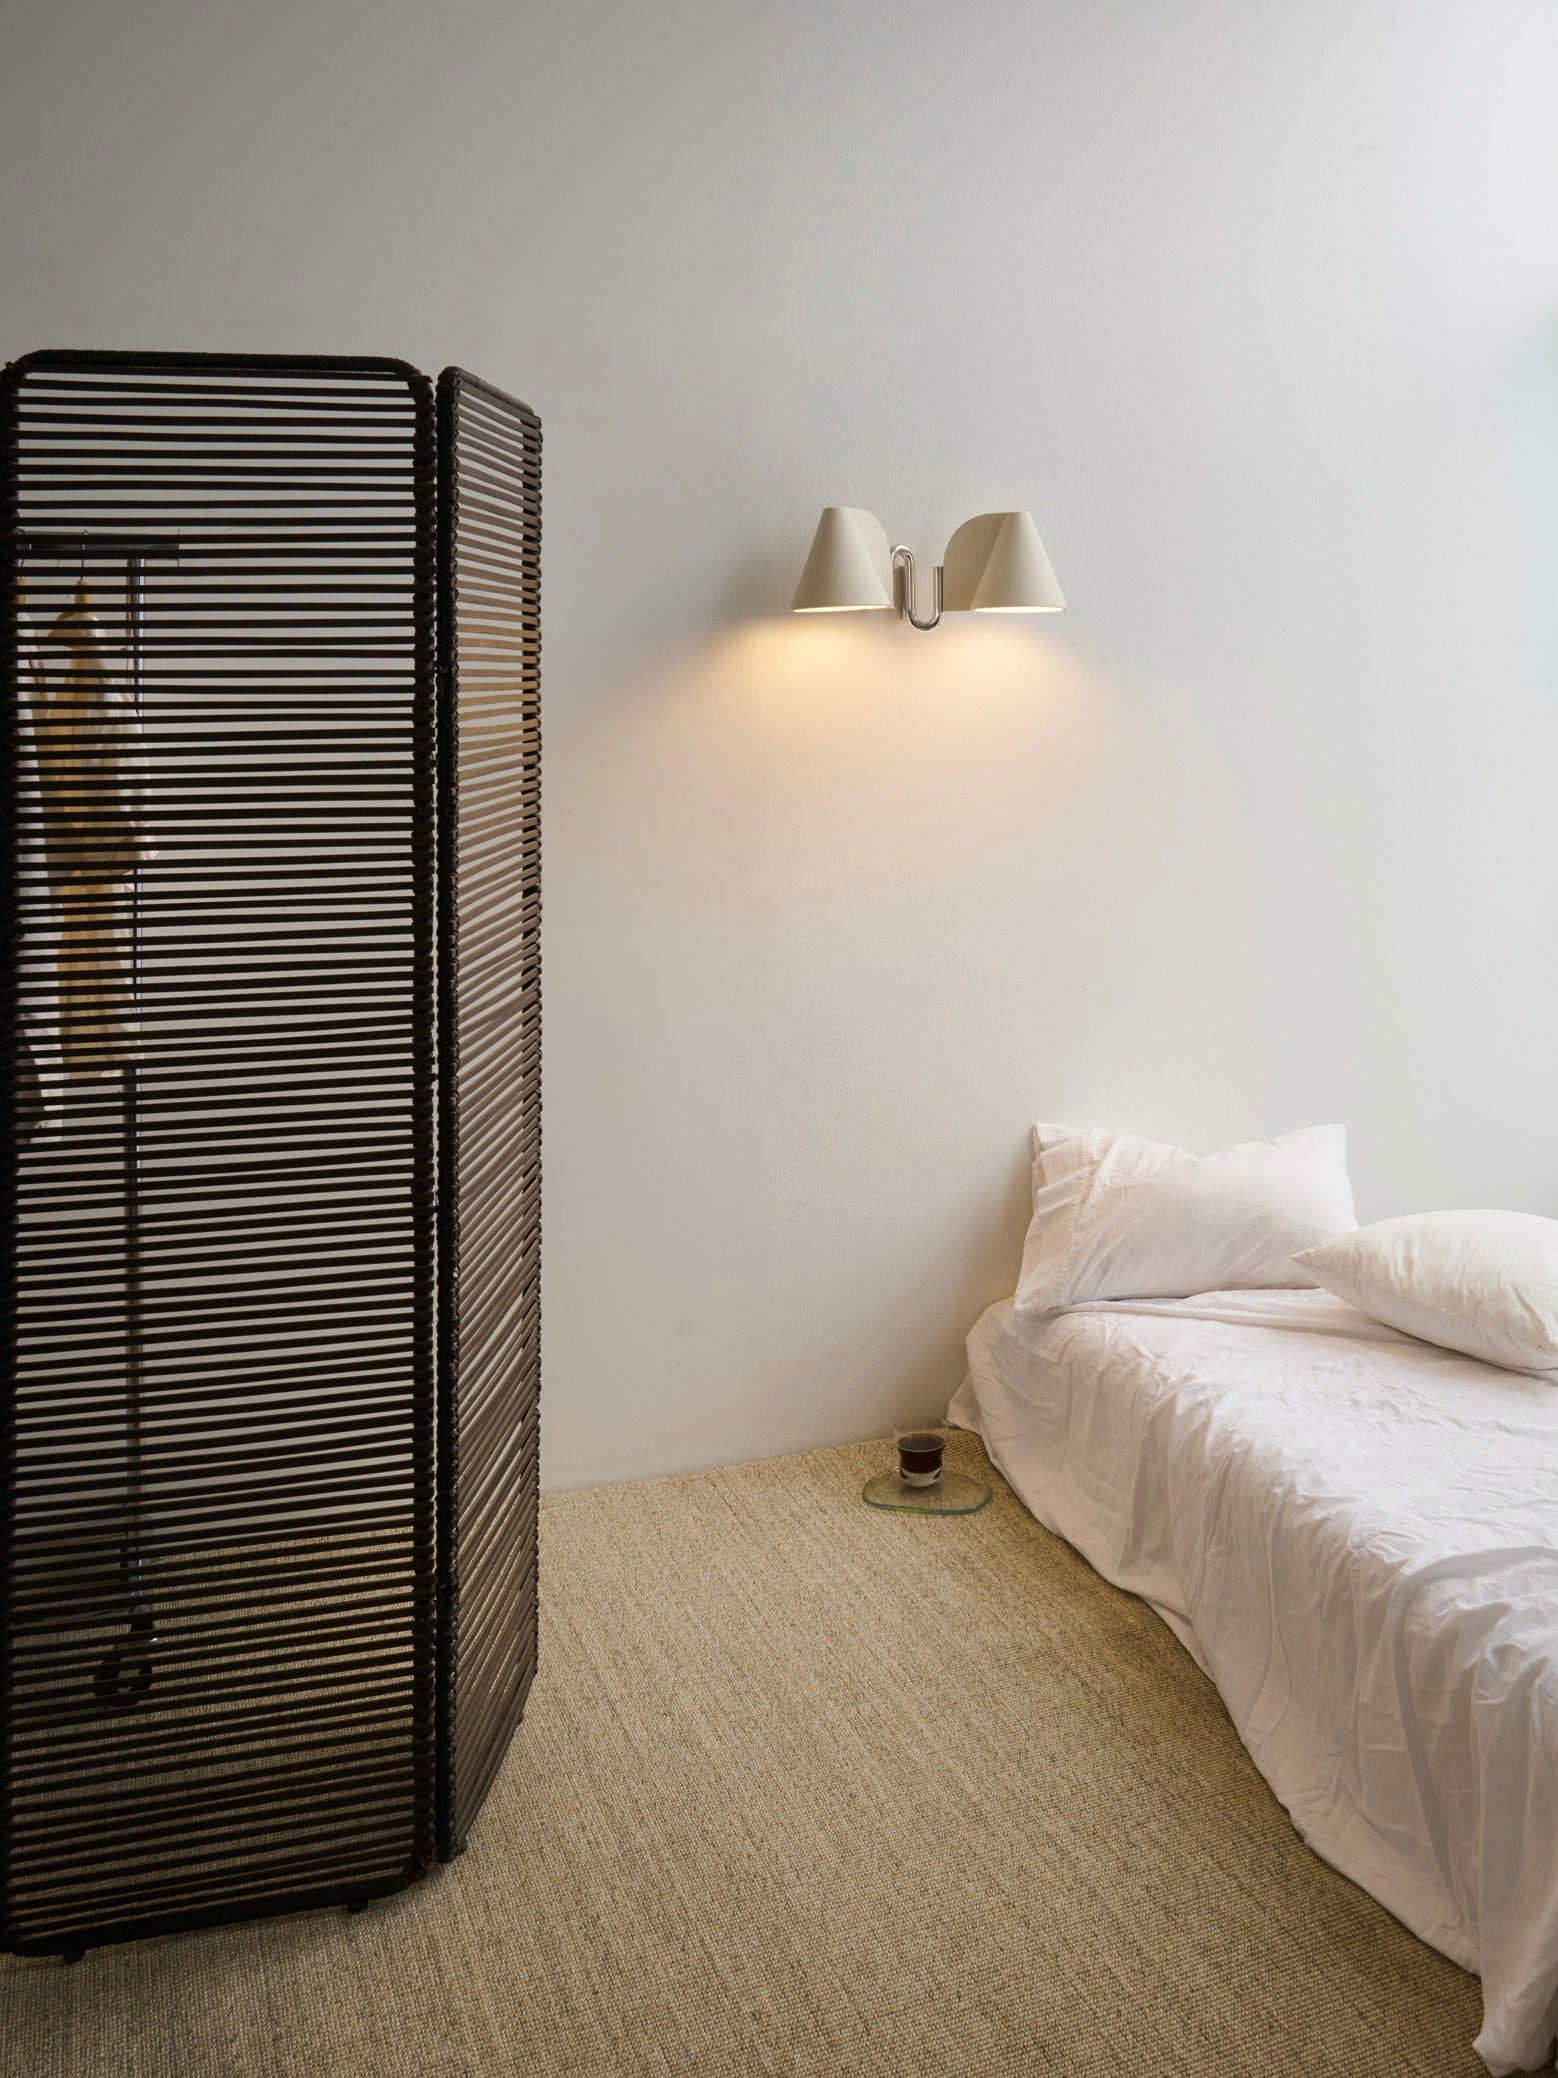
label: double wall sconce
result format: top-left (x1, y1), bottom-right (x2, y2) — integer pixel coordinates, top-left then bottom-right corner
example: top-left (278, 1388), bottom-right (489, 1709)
top-left (791, 507), bottom-right (1064, 631)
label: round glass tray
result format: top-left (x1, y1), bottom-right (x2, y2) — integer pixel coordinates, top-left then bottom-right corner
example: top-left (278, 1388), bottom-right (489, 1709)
top-left (862, 1468), bottom-right (992, 1516)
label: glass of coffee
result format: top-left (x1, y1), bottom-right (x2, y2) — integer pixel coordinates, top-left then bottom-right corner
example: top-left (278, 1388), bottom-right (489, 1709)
top-left (894, 1419), bottom-right (948, 1488)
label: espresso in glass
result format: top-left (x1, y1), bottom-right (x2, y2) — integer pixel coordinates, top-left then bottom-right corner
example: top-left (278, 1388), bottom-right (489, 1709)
top-left (894, 1420), bottom-right (947, 1487)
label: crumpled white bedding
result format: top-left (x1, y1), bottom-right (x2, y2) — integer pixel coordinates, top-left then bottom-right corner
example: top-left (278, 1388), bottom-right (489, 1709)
top-left (949, 1287), bottom-right (1558, 2075)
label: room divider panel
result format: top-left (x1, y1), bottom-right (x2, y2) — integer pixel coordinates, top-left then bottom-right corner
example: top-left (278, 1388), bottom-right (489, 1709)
top-left (0, 349), bottom-right (540, 1954)
top-left (434, 371), bottom-right (543, 1860)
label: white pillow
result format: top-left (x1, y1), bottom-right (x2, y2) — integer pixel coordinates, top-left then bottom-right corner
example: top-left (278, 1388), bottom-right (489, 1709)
top-left (1295, 1210), bottom-right (1558, 1379)
top-left (1013, 1122), bottom-right (1356, 1315)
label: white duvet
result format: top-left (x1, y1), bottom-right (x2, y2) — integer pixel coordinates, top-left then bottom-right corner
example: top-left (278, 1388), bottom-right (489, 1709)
top-left (949, 1288), bottom-right (1558, 2076)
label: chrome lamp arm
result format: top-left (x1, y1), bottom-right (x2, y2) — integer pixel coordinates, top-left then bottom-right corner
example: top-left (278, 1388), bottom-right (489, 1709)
top-left (891, 545), bottom-right (943, 631)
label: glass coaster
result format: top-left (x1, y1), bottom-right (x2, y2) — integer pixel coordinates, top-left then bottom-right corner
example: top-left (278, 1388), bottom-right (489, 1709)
top-left (862, 1468), bottom-right (992, 1516)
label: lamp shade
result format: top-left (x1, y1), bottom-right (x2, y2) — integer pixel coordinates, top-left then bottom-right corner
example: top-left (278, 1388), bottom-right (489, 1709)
top-left (941, 511), bottom-right (1065, 613)
top-left (790, 506), bottom-right (893, 612)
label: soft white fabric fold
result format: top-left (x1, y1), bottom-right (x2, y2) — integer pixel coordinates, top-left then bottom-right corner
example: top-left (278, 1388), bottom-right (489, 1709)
top-left (1014, 1122), bottom-right (1356, 1314)
top-left (1298, 1210), bottom-right (1558, 1380)
top-left (951, 1287), bottom-right (1558, 2075)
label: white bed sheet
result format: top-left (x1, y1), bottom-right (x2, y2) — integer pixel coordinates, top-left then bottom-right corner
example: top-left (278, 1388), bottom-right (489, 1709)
top-left (950, 1287), bottom-right (1558, 2076)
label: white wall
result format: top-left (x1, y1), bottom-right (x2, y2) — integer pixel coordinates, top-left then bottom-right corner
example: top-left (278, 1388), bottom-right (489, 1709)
top-left (3, 1), bottom-right (1555, 1489)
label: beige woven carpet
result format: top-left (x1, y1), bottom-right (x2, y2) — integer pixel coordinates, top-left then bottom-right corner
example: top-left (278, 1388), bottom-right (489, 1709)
top-left (4, 1431), bottom-right (1527, 2077)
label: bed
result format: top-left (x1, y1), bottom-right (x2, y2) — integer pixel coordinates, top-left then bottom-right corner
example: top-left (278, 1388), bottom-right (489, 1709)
top-left (950, 1286), bottom-right (1558, 2076)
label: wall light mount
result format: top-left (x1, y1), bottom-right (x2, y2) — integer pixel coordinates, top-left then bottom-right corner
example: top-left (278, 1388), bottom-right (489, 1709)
top-left (891, 544), bottom-right (943, 631)
top-left (791, 506), bottom-right (1065, 629)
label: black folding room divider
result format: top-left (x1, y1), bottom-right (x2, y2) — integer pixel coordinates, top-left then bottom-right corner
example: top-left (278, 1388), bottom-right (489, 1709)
top-left (434, 371), bottom-right (543, 1861)
top-left (0, 349), bottom-right (541, 1954)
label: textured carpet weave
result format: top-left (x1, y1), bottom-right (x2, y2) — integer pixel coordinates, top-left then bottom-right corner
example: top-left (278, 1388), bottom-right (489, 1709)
top-left (3, 1431), bottom-right (1508, 2076)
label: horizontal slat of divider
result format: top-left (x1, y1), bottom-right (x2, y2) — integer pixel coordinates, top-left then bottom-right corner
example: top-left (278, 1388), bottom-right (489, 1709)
top-left (1, 350), bottom-right (436, 1953)
top-left (435, 368), bottom-right (541, 1859)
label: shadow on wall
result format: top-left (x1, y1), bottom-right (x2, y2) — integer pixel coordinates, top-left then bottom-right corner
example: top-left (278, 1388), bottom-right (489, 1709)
top-left (715, 544), bottom-right (805, 625)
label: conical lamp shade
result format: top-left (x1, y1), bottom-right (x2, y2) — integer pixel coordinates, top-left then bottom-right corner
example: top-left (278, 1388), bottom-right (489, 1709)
top-left (942, 511), bottom-right (1065, 613)
top-left (790, 506), bottom-right (893, 612)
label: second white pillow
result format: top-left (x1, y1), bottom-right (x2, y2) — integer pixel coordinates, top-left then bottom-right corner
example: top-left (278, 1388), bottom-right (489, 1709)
top-left (1295, 1210), bottom-right (1558, 1378)
top-left (1014, 1122), bottom-right (1356, 1316)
